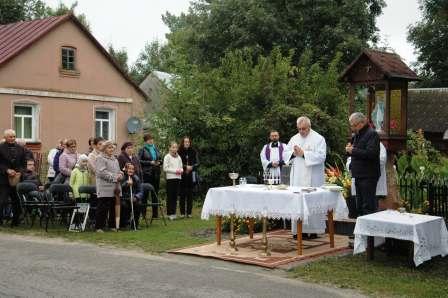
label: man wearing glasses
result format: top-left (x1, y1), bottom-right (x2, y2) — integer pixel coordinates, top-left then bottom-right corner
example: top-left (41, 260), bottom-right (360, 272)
top-left (346, 112), bottom-right (380, 216)
top-left (283, 116), bottom-right (327, 239)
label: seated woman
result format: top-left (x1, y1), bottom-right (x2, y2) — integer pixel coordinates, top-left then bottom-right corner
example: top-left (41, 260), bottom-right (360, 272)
top-left (120, 163), bottom-right (144, 229)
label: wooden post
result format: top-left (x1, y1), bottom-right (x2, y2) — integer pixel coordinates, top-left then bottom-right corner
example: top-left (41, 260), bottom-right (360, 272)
top-left (327, 209), bottom-right (335, 248)
top-left (297, 219), bottom-right (303, 255)
top-left (216, 216), bottom-right (222, 245)
top-left (248, 218), bottom-right (254, 239)
top-left (367, 236), bottom-right (374, 260)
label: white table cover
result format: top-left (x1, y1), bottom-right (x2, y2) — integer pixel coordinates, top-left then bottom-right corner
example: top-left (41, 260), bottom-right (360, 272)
top-left (201, 185), bottom-right (348, 224)
top-left (353, 210), bottom-right (448, 266)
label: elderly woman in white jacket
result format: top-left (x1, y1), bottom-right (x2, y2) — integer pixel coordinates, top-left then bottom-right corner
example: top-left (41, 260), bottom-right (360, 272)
top-left (347, 142), bottom-right (387, 199)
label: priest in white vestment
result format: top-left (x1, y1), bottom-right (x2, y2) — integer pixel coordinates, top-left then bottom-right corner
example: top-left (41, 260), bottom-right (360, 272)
top-left (283, 116), bottom-right (327, 236)
top-left (260, 130), bottom-right (286, 181)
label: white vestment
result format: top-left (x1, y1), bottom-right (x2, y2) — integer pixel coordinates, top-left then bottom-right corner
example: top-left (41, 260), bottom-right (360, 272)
top-left (347, 142), bottom-right (387, 196)
top-left (283, 129), bottom-right (327, 234)
top-left (260, 142), bottom-right (285, 180)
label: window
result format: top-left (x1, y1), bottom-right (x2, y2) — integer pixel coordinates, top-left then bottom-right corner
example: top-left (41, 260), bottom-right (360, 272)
top-left (61, 47), bottom-right (76, 71)
top-left (14, 105), bottom-right (38, 141)
top-left (95, 109), bottom-right (115, 140)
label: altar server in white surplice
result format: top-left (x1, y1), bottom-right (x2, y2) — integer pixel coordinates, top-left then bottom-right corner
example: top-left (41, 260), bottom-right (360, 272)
top-left (283, 116), bottom-right (327, 237)
top-left (260, 130), bottom-right (286, 179)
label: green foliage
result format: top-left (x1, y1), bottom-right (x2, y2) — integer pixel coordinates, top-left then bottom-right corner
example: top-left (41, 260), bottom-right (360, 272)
top-left (397, 129), bottom-right (448, 179)
top-left (0, 0), bottom-right (90, 30)
top-left (163, 0), bottom-right (385, 67)
top-left (0, 0), bottom-right (48, 24)
top-left (408, 0), bottom-right (448, 87)
top-left (130, 40), bottom-right (176, 84)
top-left (108, 44), bottom-right (129, 74)
top-left (148, 48), bottom-right (348, 190)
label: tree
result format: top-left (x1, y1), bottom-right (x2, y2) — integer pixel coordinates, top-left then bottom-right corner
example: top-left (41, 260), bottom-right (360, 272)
top-left (163, 0), bottom-right (385, 67)
top-left (0, 0), bottom-right (90, 31)
top-left (408, 0), bottom-right (448, 87)
top-left (46, 1), bottom-right (90, 30)
top-left (129, 40), bottom-right (175, 84)
top-left (0, 0), bottom-right (48, 24)
top-left (149, 48), bottom-right (348, 190)
top-left (108, 44), bottom-right (129, 74)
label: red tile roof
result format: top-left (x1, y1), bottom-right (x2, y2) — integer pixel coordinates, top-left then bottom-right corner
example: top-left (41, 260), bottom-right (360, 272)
top-left (0, 15), bottom-right (70, 66)
top-left (0, 14), bottom-right (148, 100)
top-left (340, 49), bottom-right (419, 81)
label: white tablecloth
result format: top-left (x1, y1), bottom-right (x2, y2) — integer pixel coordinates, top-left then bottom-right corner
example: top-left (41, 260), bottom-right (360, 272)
top-left (201, 185), bottom-right (348, 224)
top-left (353, 210), bottom-right (448, 266)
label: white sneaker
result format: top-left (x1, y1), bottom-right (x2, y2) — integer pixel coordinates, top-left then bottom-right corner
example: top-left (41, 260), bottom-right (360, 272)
top-left (169, 215), bottom-right (176, 221)
top-left (96, 229), bottom-right (104, 233)
top-left (179, 215), bottom-right (185, 219)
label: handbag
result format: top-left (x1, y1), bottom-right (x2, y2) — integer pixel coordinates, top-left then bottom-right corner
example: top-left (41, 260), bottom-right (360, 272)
top-left (8, 172), bottom-right (21, 187)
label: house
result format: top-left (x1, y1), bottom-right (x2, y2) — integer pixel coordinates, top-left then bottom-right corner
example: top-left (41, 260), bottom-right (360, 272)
top-left (408, 88), bottom-right (448, 152)
top-left (139, 70), bottom-right (174, 112)
top-left (0, 14), bottom-right (148, 153)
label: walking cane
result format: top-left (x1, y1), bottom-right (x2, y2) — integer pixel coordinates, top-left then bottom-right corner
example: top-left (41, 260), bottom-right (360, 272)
top-left (128, 176), bottom-right (136, 231)
top-left (114, 181), bottom-right (121, 231)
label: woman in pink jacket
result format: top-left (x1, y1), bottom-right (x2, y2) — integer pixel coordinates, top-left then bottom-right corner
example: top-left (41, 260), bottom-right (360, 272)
top-left (58, 139), bottom-right (79, 182)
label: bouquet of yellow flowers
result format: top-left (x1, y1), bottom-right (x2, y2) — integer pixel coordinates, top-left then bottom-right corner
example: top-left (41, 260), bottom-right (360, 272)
top-left (325, 164), bottom-right (352, 199)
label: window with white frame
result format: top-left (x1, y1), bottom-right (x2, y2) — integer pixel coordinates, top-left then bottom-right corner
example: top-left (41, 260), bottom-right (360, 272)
top-left (61, 47), bottom-right (76, 71)
top-left (95, 109), bottom-right (115, 140)
top-left (14, 104), bottom-right (38, 141)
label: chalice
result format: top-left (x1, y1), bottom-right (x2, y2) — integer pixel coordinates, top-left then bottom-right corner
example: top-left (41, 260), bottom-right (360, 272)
top-left (228, 172), bottom-right (239, 186)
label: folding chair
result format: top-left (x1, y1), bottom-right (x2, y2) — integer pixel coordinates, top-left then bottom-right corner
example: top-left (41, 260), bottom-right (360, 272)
top-left (45, 184), bottom-right (78, 231)
top-left (78, 185), bottom-right (97, 229)
top-left (140, 183), bottom-right (166, 227)
top-left (16, 182), bottom-right (48, 227)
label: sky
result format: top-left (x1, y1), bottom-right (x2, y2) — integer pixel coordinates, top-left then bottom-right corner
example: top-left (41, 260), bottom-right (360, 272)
top-left (44, 0), bottom-right (422, 66)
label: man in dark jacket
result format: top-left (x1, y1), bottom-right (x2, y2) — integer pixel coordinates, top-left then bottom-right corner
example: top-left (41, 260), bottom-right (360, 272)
top-left (346, 113), bottom-right (380, 216)
top-left (0, 129), bottom-right (30, 226)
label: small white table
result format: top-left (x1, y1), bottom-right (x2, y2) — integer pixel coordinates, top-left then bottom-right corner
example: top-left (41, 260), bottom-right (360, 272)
top-left (353, 210), bottom-right (448, 266)
top-left (201, 184), bottom-right (348, 255)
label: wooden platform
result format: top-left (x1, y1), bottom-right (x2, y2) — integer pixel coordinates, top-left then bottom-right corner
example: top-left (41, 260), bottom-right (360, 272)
top-left (170, 230), bottom-right (351, 268)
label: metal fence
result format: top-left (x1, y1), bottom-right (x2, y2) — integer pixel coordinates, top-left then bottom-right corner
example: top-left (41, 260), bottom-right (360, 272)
top-left (399, 175), bottom-right (448, 220)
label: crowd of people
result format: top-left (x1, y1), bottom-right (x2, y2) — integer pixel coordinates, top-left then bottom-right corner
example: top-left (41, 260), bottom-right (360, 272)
top-left (1, 111), bottom-right (383, 236)
top-left (0, 130), bottom-right (200, 231)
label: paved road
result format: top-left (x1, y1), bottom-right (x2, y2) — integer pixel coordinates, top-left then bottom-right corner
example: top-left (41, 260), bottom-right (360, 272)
top-left (0, 234), bottom-right (363, 298)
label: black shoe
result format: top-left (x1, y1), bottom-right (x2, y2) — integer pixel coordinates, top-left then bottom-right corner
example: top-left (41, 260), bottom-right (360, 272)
top-left (309, 233), bottom-right (318, 239)
top-left (293, 234), bottom-right (297, 240)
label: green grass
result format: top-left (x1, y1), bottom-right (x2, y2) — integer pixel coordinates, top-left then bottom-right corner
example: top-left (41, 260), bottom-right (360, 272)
top-left (290, 250), bottom-right (448, 298)
top-left (0, 207), bottom-right (215, 253)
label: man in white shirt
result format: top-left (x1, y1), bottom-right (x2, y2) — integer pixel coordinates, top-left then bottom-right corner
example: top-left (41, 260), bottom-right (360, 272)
top-left (283, 116), bottom-right (327, 238)
top-left (260, 130), bottom-right (286, 181)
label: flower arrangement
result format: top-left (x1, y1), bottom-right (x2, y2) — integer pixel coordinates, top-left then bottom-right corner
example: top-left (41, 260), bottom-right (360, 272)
top-left (325, 164), bottom-right (352, 199)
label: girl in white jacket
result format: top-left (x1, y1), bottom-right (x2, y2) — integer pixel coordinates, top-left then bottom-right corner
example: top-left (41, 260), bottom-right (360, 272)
top-left (163, 142), bottom-right (183, 220)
